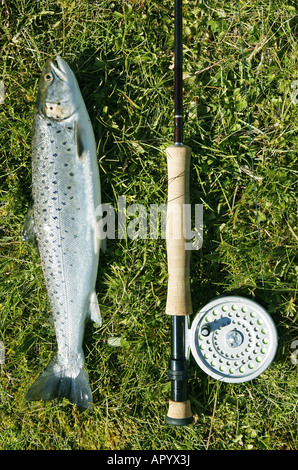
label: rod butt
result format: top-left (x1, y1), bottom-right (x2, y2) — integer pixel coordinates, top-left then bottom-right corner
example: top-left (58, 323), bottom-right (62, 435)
top-left (166, 399), bottom-right (193, 426)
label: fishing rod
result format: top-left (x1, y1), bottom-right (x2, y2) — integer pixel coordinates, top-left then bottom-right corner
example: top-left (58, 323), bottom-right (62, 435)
top-left (165, 0), bottom-right (193, 426)
top-left (165, 0), bottom-right (278, 426)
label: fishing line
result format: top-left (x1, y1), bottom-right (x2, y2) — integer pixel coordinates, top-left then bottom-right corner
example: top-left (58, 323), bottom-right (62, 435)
top-left (237, 0), bottom-right (265, 292)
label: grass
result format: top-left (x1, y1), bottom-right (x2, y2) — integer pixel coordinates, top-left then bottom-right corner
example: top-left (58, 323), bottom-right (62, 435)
top-left (0, 0), bottom-right (297, 451)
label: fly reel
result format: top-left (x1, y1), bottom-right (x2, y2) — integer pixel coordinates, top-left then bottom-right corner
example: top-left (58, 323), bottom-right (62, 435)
top-left (186, 296), bottom-right (278, 383)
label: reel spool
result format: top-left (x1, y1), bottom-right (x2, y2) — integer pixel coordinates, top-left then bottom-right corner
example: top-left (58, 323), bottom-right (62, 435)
top-left (187, 296), bottom-right (278, 383)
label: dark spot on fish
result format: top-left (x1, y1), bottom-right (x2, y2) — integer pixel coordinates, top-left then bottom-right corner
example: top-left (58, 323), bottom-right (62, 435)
top-left (47, 123), bottom-right (52, 126)
top-left (54, 172), bottom-right (58, 175)
top-left (50, 140), bottom-right (54, 143)
top-left (69, 172), bottom-right (74, 176)
top-left (67, 186), bottom-right (71, 189)
top-left (53, 216), bottom-right (58, 220)
top-left (53, 153), bottom-right (58, 157)
top-left (64, 163), bottom-right (68, 167)
top-left (63, 141), bottom-right (67, 145)
top-left (52, 197), bottom-right (57, 200)
top-left (53, 181), bottom-right (57, 184)
top-left (67, 148), bottom-right (71, 151)
top-left (57, 130), bottom-right (61, 133)
top-left (67, 126), bottom-right (72, 130)
top-left (42, 208), bottom-right (47, 212)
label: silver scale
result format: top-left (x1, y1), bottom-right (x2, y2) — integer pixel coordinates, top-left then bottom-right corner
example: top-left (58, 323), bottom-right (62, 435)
top-left (186, 296), bottom-right (278, 383)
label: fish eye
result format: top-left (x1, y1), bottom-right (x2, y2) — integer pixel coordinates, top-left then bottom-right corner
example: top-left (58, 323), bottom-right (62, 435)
top-left (44, 73), bottom-right (53, 82)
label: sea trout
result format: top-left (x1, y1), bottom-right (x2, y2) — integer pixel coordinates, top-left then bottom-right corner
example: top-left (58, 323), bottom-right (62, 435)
top-left (23, 56), bottom-right (102, 409)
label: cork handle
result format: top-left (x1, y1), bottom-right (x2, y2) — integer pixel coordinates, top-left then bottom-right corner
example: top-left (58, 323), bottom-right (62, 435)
top-left (166, 145), bottom-right (193, 316)
top-left (166, 399), bottom-right (193, 426)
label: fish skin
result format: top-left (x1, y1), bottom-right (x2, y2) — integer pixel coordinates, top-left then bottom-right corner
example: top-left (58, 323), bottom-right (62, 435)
top-left (25, 56), bottom-right (102, 409)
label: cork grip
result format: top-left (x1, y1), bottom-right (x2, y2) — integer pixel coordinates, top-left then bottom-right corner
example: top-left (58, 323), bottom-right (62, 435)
top-left (166, 145), bottom-right (193, 317)
top-left (166, 399), bottom-right (193, 426)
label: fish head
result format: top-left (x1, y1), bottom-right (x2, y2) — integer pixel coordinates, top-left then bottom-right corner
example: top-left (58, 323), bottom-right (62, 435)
top-left (37, 56), bottom-right (82, 120)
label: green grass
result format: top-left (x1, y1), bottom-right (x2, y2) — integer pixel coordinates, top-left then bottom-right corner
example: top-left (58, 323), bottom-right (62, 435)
top-left (0, 0), bottom-right (297, 450)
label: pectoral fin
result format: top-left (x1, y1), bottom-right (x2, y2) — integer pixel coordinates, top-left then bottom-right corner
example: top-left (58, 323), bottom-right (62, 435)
top-left (22, 202), bottom-right (37, 246)
top-left (88, 290), bottom-right (102, 326)
top-left (74, 120), bottom-right (87, 160)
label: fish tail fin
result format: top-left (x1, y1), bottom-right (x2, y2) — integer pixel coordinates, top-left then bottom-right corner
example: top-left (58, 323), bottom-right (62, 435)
top-left (26, 357), bottom-right (92, 410)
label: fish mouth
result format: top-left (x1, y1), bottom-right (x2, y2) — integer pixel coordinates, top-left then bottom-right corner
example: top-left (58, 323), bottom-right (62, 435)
top-left (50, 56), bottom-right (69, 82)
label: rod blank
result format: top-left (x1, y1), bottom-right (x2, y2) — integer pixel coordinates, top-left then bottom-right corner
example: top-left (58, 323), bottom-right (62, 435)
top-left (174, 0), bottom-right (183, 144)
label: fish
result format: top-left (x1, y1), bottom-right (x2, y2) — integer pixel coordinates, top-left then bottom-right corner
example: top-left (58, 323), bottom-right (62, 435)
top-left (23, 56), bottom-right (103, 410)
